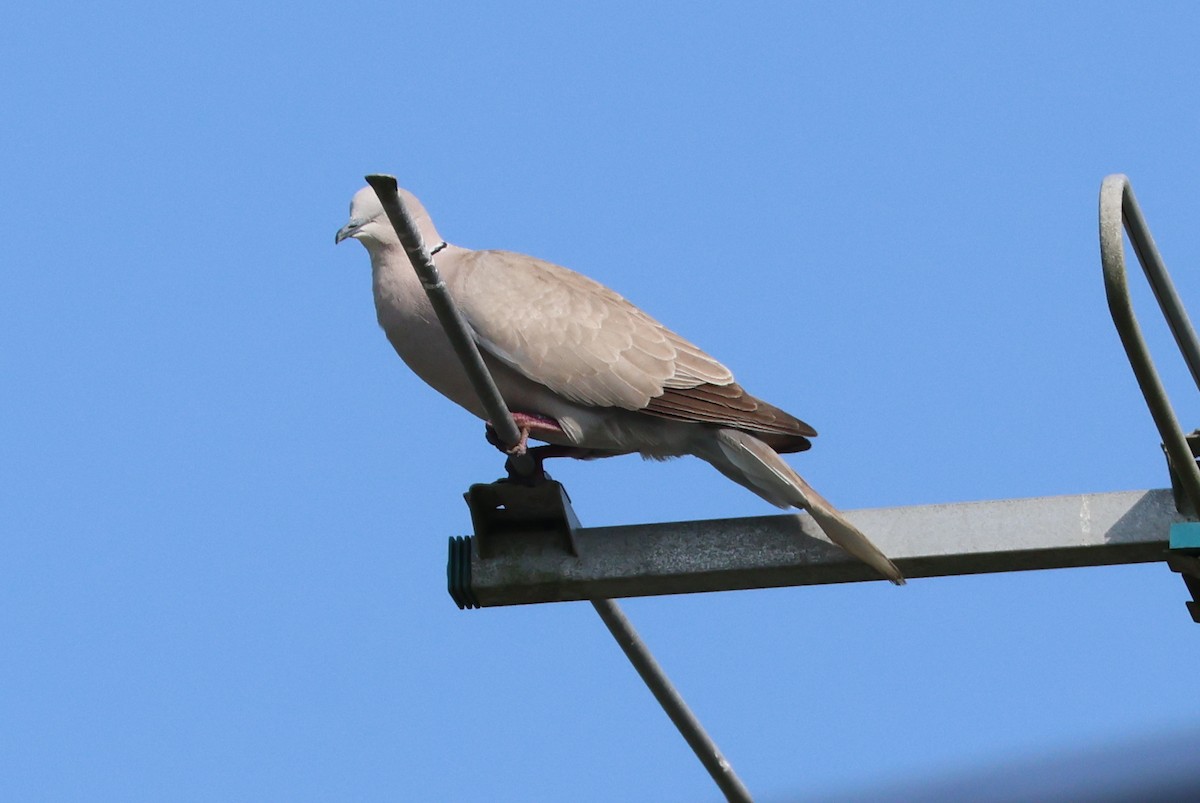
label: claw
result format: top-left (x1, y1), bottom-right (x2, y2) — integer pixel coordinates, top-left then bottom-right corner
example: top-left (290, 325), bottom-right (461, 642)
top-left (506, 427), bottom-right (530, 456)
top-left (485, 411), bottom-right (563, 454)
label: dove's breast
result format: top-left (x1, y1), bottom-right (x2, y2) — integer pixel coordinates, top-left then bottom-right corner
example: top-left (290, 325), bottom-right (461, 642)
top-left (370, 250), bottom-right (490, 419)
top-left (368, 245), bottom-right (700, 458)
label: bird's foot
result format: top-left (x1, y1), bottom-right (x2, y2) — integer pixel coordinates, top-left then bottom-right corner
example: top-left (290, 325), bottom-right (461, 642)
top-left (484, 413), bottom-right (630, 484)
top-left (485, 412), bottom-right (564, 455)
top-left (485, 423), bottom-right (531, 455)
top-left (509, 427), bottom-right (531, 456)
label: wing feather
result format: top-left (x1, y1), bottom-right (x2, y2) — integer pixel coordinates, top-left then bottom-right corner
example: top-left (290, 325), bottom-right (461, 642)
top-left (450, 249), bottom-right (725, 409)
top-left (448, 248), bottom-right (813, 448)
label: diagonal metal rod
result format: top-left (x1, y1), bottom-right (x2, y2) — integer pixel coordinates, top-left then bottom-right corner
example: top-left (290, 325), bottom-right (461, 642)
top-left (364, 174), bottom-right (524, 452)
top-left (592, 598), bottom-right (753, 802)
top-left (365, 175), bottom-right (752, 802)
top-left (1099, 174), bottom-right (1200, 514)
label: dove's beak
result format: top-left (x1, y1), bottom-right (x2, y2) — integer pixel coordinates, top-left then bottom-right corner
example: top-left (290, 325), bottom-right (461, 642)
top-left (335, 218), bottom-right (364, 244)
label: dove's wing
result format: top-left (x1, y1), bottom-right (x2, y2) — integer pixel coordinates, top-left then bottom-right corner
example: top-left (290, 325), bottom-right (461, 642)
top-left (447, 249), bottom-right (815, 448)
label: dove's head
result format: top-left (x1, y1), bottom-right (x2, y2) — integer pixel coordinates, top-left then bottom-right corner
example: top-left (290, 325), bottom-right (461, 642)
top-left (335, 185), bottom-right (444, 254)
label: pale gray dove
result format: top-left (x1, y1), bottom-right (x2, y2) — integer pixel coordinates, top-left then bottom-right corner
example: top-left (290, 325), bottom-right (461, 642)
top-left (336, 186), bottom-right (904, 584)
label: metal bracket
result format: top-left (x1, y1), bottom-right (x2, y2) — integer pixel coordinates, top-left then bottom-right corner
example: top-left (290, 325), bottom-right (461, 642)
top-left (1167, 523), bottom-right (1200, 622)
top-left (1166, 549), bottom-right (1200, 624)
top-left (450, 478), bottom-right (581, 610)
top-left (1163, 431), bottom-right (1200, 519)
top-left (1100, 174), bottom-right (1200, 619)
top-left (464, 478), bottom-right (581, 560)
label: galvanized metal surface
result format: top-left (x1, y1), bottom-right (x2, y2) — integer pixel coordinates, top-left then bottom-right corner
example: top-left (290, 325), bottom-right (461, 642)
top-left (1099, 175), bottom-right (1200, 514)
top-left (458, 490), bottom-right (1179, 606)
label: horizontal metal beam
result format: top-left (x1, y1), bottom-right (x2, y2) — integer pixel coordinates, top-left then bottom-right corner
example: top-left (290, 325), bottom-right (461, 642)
top-left (451, 490), bottom-right (1180, 607)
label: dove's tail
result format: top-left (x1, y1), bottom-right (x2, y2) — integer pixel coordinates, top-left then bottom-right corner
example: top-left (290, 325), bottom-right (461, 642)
top-left (693, 428), bottom-right (905, 585)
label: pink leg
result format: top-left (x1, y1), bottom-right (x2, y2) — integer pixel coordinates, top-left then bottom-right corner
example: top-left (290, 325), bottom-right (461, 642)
top-left (486, 412), bottom-right (565, 455)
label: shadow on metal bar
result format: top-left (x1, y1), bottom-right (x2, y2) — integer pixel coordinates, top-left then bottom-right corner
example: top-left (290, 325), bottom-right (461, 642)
top-left (1099, 174), bottom-right (1200, 619)
top-left (363, 175), bottom-right (753, 802)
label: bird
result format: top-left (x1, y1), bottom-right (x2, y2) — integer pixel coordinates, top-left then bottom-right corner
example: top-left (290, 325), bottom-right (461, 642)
top-left (336, 185), bottom-right (904, 584)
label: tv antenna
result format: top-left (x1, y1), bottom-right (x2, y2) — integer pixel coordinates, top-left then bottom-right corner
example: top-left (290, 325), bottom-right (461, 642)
top-left (364, 173), bottom-right (1200, 802)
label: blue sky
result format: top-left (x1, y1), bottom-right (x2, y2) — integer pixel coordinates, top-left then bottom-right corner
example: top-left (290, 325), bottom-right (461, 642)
top-left (5, 3), bottom-right (1200, 800)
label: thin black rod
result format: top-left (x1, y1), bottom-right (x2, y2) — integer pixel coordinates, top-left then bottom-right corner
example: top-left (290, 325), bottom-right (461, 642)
top-left (365, 174), bottom-right (751, 799)
top-left (591, 599), bottom-right (753, 803)
top-left (1099, 174), bottom-right (1200, 513)
top-left (365, 174), bottom-right (523, 451)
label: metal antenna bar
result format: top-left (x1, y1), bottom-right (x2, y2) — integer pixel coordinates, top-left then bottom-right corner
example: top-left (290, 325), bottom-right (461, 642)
top-left (365, 174), bottom-right (523, 451)
top-left (591, 599), bottom-right (753, 803)
top-left (453, 490), bottom-right (1178, 607)
top-left (1099, 175), bottom-right (1200, 514)
top-left (363, 175), bottom-right (752, 800)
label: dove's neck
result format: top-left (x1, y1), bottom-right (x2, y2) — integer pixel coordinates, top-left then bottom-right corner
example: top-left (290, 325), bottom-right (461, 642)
top-left (369, 243), bottom-right (467, 323)
top-left (369, 244), bottom-right (489, 420)
top-left (358, 235), bottom-right (448, 264)
top-left (371, 245), bottom-right (424, 310)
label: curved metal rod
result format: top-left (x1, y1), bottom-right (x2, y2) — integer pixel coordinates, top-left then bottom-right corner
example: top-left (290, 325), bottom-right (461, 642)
top-left (1099, 174), bottom-right (1200, 514)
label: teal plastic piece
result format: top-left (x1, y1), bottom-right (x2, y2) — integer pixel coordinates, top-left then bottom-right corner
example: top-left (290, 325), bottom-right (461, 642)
top-left (1169, 522), bottom-right (1200, 550)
